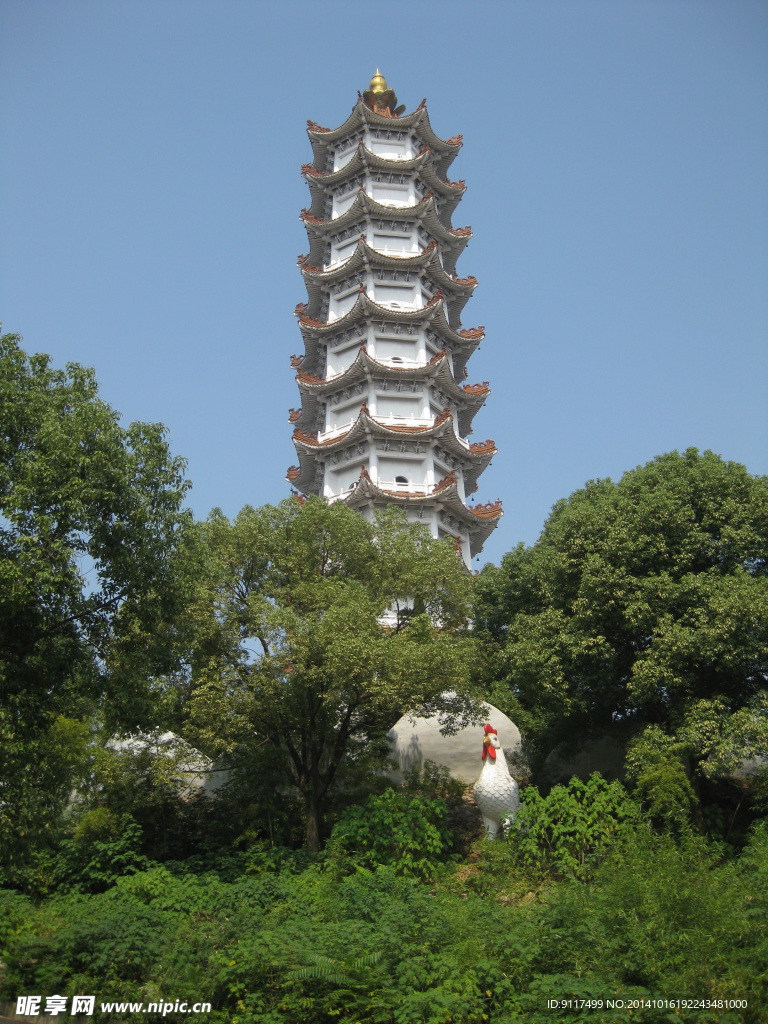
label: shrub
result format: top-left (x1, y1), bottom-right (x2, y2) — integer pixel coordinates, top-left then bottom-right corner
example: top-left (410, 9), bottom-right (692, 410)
top-left (625, 725), bottom-right (699, 830)
top-left (329, 788), bottom-right (454, 879)
top-left (510, 773), bottom-right (639, 880)
top-left (53, 810), bottom-right (151, 893)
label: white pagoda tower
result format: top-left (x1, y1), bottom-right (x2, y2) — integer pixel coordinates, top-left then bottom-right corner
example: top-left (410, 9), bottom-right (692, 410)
top-left (287, 72), bottom-right (501, 565)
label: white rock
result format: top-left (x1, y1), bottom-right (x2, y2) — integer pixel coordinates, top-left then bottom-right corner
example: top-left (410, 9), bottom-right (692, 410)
top-left (388, 702), bottom-right (521, 785)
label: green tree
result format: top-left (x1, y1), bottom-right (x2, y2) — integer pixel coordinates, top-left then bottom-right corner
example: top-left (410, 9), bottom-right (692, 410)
top-left (474, 449), bottom-right (768, 803)
top-left (0, 333), bottom-right (190, 881)
top-left (185, 497), bottom-right (477, 851)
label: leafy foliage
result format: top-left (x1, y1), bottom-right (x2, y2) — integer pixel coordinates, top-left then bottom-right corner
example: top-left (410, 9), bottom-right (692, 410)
top-left (53, 810), bottom-right (151, 893)
top-left (2, 820), bottom-right (767, 1022)
top-left (624, 725), bottom-right (700, 830)
top-left (474, 450), bottom-right (768, 816)
top-left (520, 822), bottom-right (768, 1021)
top-left (0, 334), bottom-right (190, 884)
top-left (510, 773), bottom-right (640, 880)
top-left (2, 330), bottom-right (767, 1021)
top-left (401, 758), bottom-right (467, 803)
top-left (184, 498), bottom-right (478, 849)
top-left (329, 788), bottom-right (454, 879)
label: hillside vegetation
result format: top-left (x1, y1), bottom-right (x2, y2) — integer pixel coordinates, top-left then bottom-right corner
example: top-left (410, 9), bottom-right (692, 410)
top-left (2, 335), bottom-right (766, 1023)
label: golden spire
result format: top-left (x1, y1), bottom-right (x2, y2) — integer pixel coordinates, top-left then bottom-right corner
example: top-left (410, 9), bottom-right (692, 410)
top-left (362, 69), bottom-right (405, 119)
top-left (369, 69), bottom-right (387, 96)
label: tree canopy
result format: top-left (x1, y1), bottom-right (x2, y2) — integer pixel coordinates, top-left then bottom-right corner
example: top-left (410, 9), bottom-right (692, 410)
top-left (2, 332), bottom-right (767, 1019)
top-left (0, 333), bottom-right (190, 879)
top-left (474, 449), bottom-right (768, 803)
top-left (184, 497), bottom-right (477, 850)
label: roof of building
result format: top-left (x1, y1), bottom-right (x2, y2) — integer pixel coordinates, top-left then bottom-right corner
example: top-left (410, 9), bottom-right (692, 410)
top-left (300, 141), bottom-right (465, 227)
top-left (306, 99), bottom-right (462, 178)
top-left (291, 405), bottom-right (496, 494)
top-left (344, 469), bottom-right (502, 556)
top-left (291, 345), bottom-right (488, 435)
top-left (298, 238), bottom-right (476, 325)
top-left (297, 289), bottom-right (483, 350)
top-left (300, 191), bottom-right (471, 250)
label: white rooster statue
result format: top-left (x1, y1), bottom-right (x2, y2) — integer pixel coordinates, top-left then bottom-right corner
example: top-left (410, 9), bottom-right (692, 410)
top-left (473, 723), bottom-right (520, 839)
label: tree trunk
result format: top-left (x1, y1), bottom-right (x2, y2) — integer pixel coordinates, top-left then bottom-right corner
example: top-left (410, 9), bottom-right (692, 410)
top-left (305, 793), bottom-right (321, 852)
top-left (688, 758), bottom-right (706, 835)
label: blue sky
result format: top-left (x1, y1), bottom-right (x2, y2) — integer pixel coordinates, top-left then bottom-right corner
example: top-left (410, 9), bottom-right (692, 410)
top-left (2, 0), bottom-right (766, 567)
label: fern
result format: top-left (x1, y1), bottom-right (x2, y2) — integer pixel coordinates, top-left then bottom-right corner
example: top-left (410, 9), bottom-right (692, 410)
top-left (286, 949), bottom-right (384, 985)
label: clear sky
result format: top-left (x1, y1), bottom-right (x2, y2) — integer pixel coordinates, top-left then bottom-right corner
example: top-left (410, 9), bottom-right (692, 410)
top-left (2, 0), bottom-right (766, 567)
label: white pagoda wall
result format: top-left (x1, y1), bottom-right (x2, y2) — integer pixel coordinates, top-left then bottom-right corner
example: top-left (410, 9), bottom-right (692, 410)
top-left (304, 124), bottom-right (476, 567)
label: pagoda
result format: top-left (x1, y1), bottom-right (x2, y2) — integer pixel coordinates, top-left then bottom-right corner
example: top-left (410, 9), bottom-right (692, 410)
top-left (286, 71), bottom-right (501, 565)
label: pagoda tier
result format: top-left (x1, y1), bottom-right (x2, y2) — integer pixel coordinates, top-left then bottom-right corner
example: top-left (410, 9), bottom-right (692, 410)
top-left (299, 192), bottom-right (471, 277)
top-left (289, 404), bottom-right (496, 496)
top-left (290, 347), bottom-right (489, 438)
top-left (301, 143), bottom-right (466, 228)
top-left (292, 291), bottom-right (484, 382)
top-left (306, 100), bottom-right (463, 180)
top-left (288, 74), bottom-right (501, 563)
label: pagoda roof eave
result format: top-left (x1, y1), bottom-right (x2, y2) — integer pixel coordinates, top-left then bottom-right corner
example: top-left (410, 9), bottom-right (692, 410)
top-left (300, 191), bottom-right (470, 243)
top-left (299, 239), bottom-right (476, 296)
top-left (296, 348), bottom-right (487, 404)
top-left (307, 100), bottom-right (462, 155)
top-left (292, 409), bottom-right (452, 453)
top-left (343, 476), bottom-right (501, 555)
top-left (286, 450), bottom-right (322, 493)
top-left (303, 143), bottom-right (465, 204)
top-left (292, 408), bottom-right (495, 468)
top-left (302, 143), bottom-right (431, 188)
top-left (298, 291), bottom-right (484, 349)
top-left (294, 348), bottom-right (488, 438)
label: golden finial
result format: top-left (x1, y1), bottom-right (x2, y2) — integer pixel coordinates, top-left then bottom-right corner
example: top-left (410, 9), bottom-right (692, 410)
top-left (362, 69), bottom-right (405, 119)
top-left (369, 69), bottom-right (387, 95)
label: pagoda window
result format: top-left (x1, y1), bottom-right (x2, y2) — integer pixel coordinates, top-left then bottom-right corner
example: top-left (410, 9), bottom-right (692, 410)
top-left (374, 282), bottom-right (416, 308)
top-left (376, 395), bottom-right (422, 420)
top-left (379, 458), bottom-right (426, 490)
top-left (332, 140), bottom-right (358, 172)
top-left (371, 232), bottom-right (416, 255)
top-left (374, 337), bottom-right (417, 364)
top-left (371, 182), bottom-right (409, 208)
top-left (330, 237), bottom-right (359, 264)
